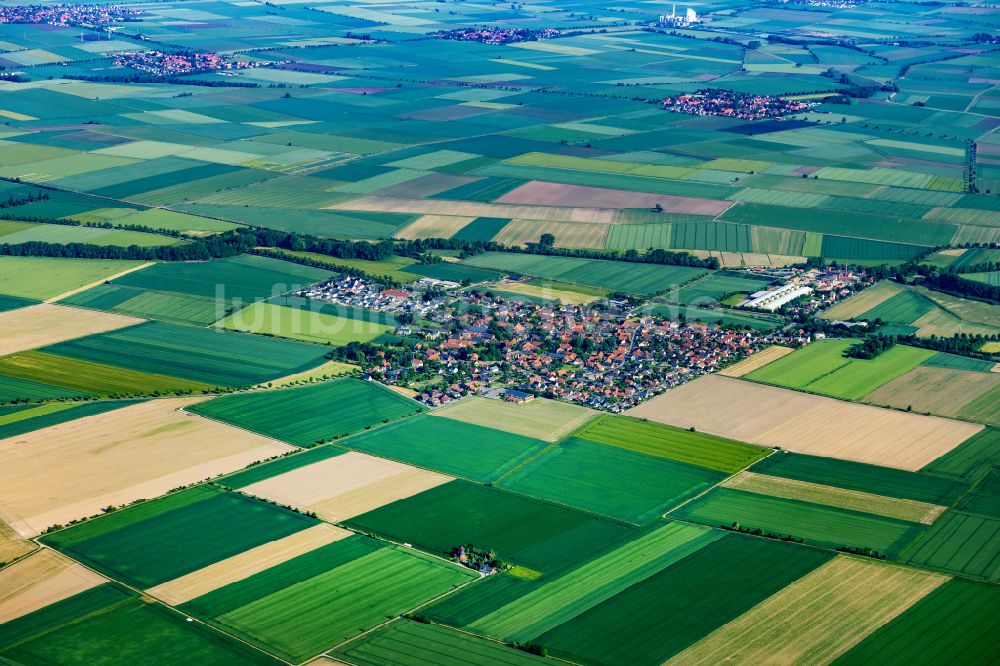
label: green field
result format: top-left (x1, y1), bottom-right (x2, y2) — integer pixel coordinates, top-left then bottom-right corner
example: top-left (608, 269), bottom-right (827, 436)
top-left (864, 290), bottom-right (935, 324)
top-left (215, 302), bottom-right (393, 345)
top-left (194, 540), bottom-right (475, 662)
top-left (43, 485), bottom-right (319, 588)
top-left (190, 378), bottom-right (422, 446)
top-left (672, 487), bottom-right (926, 557)
top-left (0, 351), bottom-right (211, 397)
top-left (0, 9), bottom-right (996, 662)
top-left (902, 510), bottom-right (1000, 581)
top-left (220, 446), bottom-right (347, 488)
top-left (180, 536), bottom-right (383, 619)
top-left (573, 415), bottom-right (768, 474)
top-left (0, 374), bottom-right (86, 403)
top-left (269, 295), bottom-right (399, 327)
top-left (408, 260), bottom-right (505, 283)
top-left (462, 253), bottom-right (707, 295)
top-left (0, 257), bottom-right (144, 300)
top-left (753, 452), bottom-right (965, 504)
top-left (958, 467), bottom-right (1000, 518)
top-left (747, 339), bottom-right (935, 400)
top-left (666, 271), bottom-right (774, 306)
top-left (536, 534), bottom-right (833, 665)
top-left (0, 583), bottom-right (278, 665)
top-left (922, 352), bottom-right (997, 373)
top-left (340, 414), bottom-right (547, 482)
top-left (43, 321), bottom-right (329, 388)
top-left (466, 522), bottom-right (722, 642)
top-left (835, 578), bottom-right (1000, 666)
top-left (424, 573), bottom-right (538, 630)
top-left (344, 480), bottom-right (636, 575)
top-left (61, 284), bottom-right (219, 326)
top-left (0, 399), bottom-right (141, 440)
top-left (0, 223), bottom-right (186, 248)
top-left (0, 294), bottom-right (38, 313)
top-left (922, 427), bottom-right (1000, 481)
top-left (646, 303), bottom-right (785, 330)
top-left (497, 436), bottom-right (725, 523)
top-left (112, 254), bottom-right (333, 304)
top-left (333, 619), bottom-right (551, 666)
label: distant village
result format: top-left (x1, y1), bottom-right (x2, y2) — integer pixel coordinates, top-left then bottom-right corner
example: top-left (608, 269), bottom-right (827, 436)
top-left (662, 89), bottom-right (815, 119)
top-left (299, 266), bottom-right (866, 411)
top-left (436, 26), bottom-right (560, 45)
top-left (114, 51), bottom-right (264, 77)
top-left (0, 3), bottom-right (138, 27)
top-left (778, 0), bottom-right (862, 8)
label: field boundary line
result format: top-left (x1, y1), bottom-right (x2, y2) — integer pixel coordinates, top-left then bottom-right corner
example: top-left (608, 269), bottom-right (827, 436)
top-left (897, 465), bottom-right (995, 562)
top-left (322, 572), bottom-right (486, 659)
top-left (327, 619), bottom-right (586, 666)
top-left (23, 543), bottom-right (296, 666)
top-left (662, 448), bottom-right (778, 518)
top-left (45, 261), bottom-right (155, 304)
top-left (329, 433), bottom-right (641, 527)
top-left (0, 539), bottom-right (40, 571)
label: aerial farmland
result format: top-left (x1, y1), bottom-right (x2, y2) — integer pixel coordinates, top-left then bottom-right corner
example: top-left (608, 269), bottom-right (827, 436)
top-left (0, 0), bottom-right (998, 664)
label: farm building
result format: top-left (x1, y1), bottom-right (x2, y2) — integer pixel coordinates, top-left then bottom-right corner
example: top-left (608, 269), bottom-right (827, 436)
top-left (504, 389), bottom-right (535, 404)
top-left (743, 284), bottom-right (813, 311)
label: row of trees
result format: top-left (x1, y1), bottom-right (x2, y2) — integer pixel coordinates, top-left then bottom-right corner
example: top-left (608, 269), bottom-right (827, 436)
top-left (925, 271), bottom-right (1000, 304)
top-left (845, 334), bottom-right (895, 359)
top-left (844, 331), bottom-right (997, 361)
top-left (0, 240), bottom-right (219, 262)
top-left (953, 260), bottom-right (999, 275)
top-left (0, 190), bottom-right (47, 209)
top-left (858, 251), bottom-right (1000, 305)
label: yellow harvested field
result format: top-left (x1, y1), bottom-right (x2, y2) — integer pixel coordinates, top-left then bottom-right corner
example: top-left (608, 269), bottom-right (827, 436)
top-left (912, 307), bottom-right (1000, 338)
top-left (0, 550), bottom-right (106, 623)
top-left (626, 376), bottom-right (982, 471)
top-left (912, 286), bottom-right (1000, 337)
top-left (0, 398), bottom-right (295, 537)
top-left (241, 451), bottom-right (451, 523)
top-left (497, 280), bottom-right (601, 305)
top-left (864, 366), bottom-right (998, 419)
top-left (720, 346), bottom-right (795, 377)
top-left (0, 109), bottom-right (36, 121)
top-left (0, 303), bottom-right (143, 356)
top-left (330, 196), bottom-right (615, 223)
top-left (387, 384), bottom-right (418, 398)
top-left (492, 218), bottom-right (609, 250)
top-left (689, 251), bottom-right (806, 268)
top-left (820, 281), bottom-right (904, 320)
top-left (146, 523), bottom-right (350, 605)
top-left (0, 519), bottom-right (33, 565)
top-left (667, 557), bottom-right (948, 666)
top-left (257, 360), bottom-right (357, 389)
top-left (981, 341), bottom-right (1000, 354)
top-left (431, 396), bottom-right (595, 442)
top-left (722, 472), bottom-right (946, 524)
top-left (394, 214), bottom-right (475, 240)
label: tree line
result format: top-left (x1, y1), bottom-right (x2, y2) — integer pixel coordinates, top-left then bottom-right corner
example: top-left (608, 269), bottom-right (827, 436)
top-left (0, 190), bottom-right (47, 209)
top-left (845, 334), bottom-right (895, 359)
top-left (0, 219), bottom-right (721, 273)
top-left (845, 331), bottom-right (997, 361)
